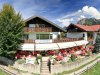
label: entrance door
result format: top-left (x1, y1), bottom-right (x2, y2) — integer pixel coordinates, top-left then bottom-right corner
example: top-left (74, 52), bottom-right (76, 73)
top-left (41, 51), bottom-right (46, 56)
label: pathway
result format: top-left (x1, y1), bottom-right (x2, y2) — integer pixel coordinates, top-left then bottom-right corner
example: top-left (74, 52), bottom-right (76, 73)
top-left (40, 57), bottom-right (51, 75)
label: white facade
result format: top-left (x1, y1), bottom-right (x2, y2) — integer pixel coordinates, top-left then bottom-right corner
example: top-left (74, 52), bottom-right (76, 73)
top-left (67, 32), bottom-right (88, 41)
top-left (67, 32), bottom-right (84, 38)
top-left (93, 32), bottom-right (97, 44)
top-left (51, 32), bottom-right (60, 39)
top-left (83, 32), bottom-right (88, 41)
top-left (27, 32), bottom-right (60, 43)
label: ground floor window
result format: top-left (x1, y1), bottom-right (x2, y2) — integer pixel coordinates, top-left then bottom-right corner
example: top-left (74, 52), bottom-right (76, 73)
top-left (22, 34), bottom-right (28, 40)
top-left (36, 34), bottom-right (52, 39)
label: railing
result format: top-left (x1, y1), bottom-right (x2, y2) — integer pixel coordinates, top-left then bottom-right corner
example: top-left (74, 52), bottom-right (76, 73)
top-left (53, 38), bottom-right (83, 43)
top-left (74, 59), bottom-right (100, 75)
top-left (22, 38), bottom-right (83, 43)
top-left (0, 65), bottom-right (17, 75)
top-left (24, 27), bottom-right (52, 32)
top-left (22, 39), bottom-right (35, 43)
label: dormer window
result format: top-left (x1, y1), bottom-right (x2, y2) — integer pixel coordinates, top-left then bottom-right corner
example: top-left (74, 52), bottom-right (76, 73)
top-left (39, 24), bottom-right (45, 28)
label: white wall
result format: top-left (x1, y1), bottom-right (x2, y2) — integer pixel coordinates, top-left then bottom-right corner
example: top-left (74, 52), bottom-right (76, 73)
top-left (84, 32), bottom-right (87, 41)
top-left (67, 32), bottom-right (88, 41)
top-left (51, 32), bottom-right (60, 39)
top-left (93, 32), bottom-right (97, 44)
top-left (35, 40), bottom-right (52, 43)
top-left (67, 32), bottom-right (84, 38)
top-left (28, 32), bottom-right (59, 43)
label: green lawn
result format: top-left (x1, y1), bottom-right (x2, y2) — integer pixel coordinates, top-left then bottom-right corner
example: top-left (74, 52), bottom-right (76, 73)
top-left (81, 62), bottom-right (100, 75)
top-left (0, 70), bottom-right (9, 75)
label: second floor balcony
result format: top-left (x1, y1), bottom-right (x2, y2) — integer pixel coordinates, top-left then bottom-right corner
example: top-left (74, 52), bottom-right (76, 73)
top-left (24, 27), bottom-right (52, 32)
top-left (22, 38), bottom-right (83, 44)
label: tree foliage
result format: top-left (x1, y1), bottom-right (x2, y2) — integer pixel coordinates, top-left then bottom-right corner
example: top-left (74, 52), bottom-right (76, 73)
top-left (93, 34), bottom-right (100, 53)
top-left (0, 4), bottom-right (24, 59)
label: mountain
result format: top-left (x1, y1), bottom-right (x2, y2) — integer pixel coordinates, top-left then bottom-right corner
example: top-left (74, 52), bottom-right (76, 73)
top-left (77, 18), bottom-right (100, 25)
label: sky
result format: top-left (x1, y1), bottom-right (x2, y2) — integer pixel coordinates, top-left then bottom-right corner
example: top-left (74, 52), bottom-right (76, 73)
top-left (0, 0), bottom-right (100, 27)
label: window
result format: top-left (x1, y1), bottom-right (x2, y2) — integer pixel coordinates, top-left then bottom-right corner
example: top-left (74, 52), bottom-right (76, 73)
top-left (38, 24), bottom-right (45, 28)
top-left (22, 34), bottom-right (28, 40)
top-left (29, 24), bottom-right (35, 28)
top-left (36, 34), bottom-right (52, 39)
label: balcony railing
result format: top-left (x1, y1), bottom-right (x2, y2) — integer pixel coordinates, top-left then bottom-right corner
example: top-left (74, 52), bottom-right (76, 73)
top-left (22, 38), bottom-right (83, 43)
top-left (22, 39), bottom-right (35, 43)
top-left (24, 27), bottom-right (52, 32)
top-left (53, 38), bottom-right (83, 43)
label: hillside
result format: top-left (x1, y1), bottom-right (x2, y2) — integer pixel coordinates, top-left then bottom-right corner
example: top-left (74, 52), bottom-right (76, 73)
top-left (77, 18), bottom-right (100, 25)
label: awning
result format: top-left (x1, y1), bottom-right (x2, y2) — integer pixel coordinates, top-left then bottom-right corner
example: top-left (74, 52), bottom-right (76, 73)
top-left (57, 42), bottom-right (76, 49)
top-left (20, 40), bottom-right (88, 51)
top-left (74, 40), bottom-right (88, 46)
top-left (36, 43), bottom-right (59, 51)
top-left (20, 44), bottom-right (35, 51)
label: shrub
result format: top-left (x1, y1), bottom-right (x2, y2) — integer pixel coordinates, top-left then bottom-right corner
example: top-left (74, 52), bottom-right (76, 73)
top-left (71, 54), bottom-right (76, 62)
top-left (17, 59), bottom-right (25, 64)
top-left (87, 51), bottom-right (92, 56)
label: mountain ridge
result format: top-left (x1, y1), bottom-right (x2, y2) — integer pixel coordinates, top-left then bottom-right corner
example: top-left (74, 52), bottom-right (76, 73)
top-left (77, 18), bottom-right (100, 25)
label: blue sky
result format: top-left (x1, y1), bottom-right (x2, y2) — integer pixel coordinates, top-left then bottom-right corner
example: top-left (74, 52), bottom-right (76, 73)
top-left (0, 0), bottom-right (100, 27)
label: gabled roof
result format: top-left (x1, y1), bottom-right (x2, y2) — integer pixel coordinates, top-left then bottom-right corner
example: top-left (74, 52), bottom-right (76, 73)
top-left (25, 15), bottom-right (66, 32)
top-left (67, 24), bottom-right (100, 32)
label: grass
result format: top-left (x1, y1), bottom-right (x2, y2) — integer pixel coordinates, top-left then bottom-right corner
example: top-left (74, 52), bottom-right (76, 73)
top-left (0, 70), bottom-right (9, 75)
top-left (81, 62), bottom-right (100, 75)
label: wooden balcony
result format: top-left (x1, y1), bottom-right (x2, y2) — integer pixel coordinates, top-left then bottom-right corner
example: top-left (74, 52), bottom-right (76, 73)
top-left (53, 38), bottom-right (83, 43)
top-left (24, 27), bottom-right (52, 32)
top-left (22, 38), bottom-right (83, 43)
top-left (22, 39), bottom-right (35, 43)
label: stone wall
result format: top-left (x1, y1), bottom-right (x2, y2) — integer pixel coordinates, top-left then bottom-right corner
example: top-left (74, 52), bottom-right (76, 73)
top-left (51, 55), bottom-right (98, 74)
top-left (14, 62), bottom-right (40, 74)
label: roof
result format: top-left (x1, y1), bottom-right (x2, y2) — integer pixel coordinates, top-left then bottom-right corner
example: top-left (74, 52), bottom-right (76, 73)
top-left (68, 24), bottom-right (100, 32)
top-left (25, 15), bottom-right (66, 32)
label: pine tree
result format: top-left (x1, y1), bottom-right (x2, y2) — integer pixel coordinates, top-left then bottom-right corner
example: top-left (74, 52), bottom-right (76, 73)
top-left (93, 34), bottom-right (100, 53)
top-left (0, 4), bottom-right (24, 59)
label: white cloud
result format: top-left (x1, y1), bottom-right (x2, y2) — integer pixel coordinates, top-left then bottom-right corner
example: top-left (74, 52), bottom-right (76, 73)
top-left (57, 5), bottom-right (100, 27)
top-left (82, 6), bottom-right (100, 19)
top-left (57, 18), bottom-right (73, 27)
top-left (78, 15), bottom-right (85, 21)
